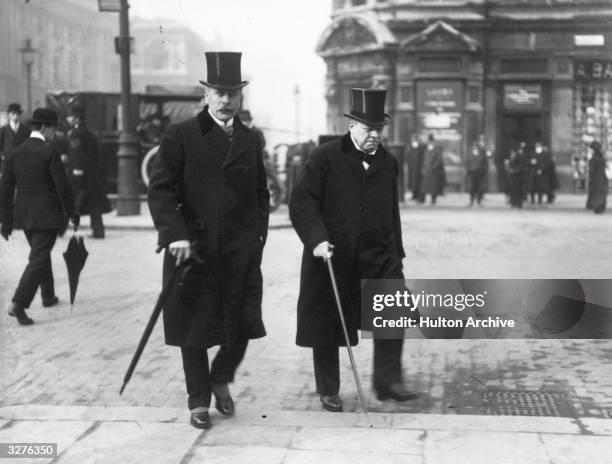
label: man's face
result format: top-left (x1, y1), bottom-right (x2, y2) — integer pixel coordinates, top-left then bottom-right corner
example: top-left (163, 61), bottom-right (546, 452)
top-left (8, 111), bottom-right (20, 124)
top-left (66, 115), bottom-right (76, 127)
top-left (43, 125), bottom-right (57, 141)
top-left (205, 87), bottom-right (242, 122)
top-left (349, 120), bottom-right (384, 153)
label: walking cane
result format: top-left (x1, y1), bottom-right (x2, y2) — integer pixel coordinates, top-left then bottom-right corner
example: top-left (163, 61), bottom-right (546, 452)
top-left (325, 250), bottom-right (370, 422)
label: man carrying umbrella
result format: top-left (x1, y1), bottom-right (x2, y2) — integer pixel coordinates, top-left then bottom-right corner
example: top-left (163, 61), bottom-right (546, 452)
top-left (148, 52), bottom-right (269, 429)
top-left (0, 108), bottom-right (78, 325)
top-left (290, 88), bottom-right (418, 413)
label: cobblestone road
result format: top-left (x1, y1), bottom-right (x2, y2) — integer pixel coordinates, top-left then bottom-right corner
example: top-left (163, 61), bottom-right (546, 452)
top-left (1, 200), bottom-right (611, 420)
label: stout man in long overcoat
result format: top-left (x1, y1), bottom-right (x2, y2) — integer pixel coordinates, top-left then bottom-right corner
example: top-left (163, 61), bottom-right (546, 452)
top-left (148, 52), bottom-right (270, 429)
top-left (290, 88), bottom-right (418, 413)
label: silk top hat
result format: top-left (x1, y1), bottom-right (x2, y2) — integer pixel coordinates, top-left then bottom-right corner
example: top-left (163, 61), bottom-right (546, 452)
top-left (7, 103), bottom-right (22, 114)
top-left (344, 88), bottom-right (390, 126)
top-left (199, 52), bottom-right (249, 90)
top-left (30, 108), bottom-right (58, 126)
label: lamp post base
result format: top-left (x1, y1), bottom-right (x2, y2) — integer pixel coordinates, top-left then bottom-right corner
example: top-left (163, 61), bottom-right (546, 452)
top-left (116, 133), bottom-right (141, 216)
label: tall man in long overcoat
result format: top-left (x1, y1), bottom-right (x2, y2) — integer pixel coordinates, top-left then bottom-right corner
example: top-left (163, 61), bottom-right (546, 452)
top-left (66, 106), bottom-right (107, 238)
top-left (290, 88), bottom-right (418, 413)
top-left (465, 137), bottom-right (490, 206)
top-left (148, 52), bottom-right (270, 429)
top-left (0, 108), bottom-right (77, 325)
top-left (0, 103), bottom-right (30, 177)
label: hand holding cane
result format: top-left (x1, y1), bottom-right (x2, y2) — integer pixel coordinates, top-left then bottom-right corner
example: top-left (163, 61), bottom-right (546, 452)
top-left (322, 244), bottom-right (370, 422)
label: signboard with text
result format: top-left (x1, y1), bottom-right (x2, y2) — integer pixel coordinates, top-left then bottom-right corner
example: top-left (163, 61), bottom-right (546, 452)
top-left (503, 84), bottom-right (542, 110)
top-left (416, 80), bottom-right (464, 163)
top-left (97, 0), bottom-right (121, 12)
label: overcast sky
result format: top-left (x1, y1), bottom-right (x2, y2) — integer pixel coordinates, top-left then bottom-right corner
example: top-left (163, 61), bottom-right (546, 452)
top-left (130, 0), bottom-right (332, 148)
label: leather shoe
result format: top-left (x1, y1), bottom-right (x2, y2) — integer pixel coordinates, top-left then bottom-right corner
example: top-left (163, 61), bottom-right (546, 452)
top-left (189, 411), bottom-right (211, 429)
top-left (8, 303), bottom-right (34, 326)
top-left (320, 394), bottom-right (343, 412)
top-left (376, 383), bottom-right (419, 402)
top-left (42, 296), bottom-right (59, 308)
top-left (212, 383), bottom-right (235, 416)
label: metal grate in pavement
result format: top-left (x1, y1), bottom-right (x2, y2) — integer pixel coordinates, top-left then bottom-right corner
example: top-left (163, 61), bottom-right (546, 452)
top-left (482, 390), bottom-right (575, 418)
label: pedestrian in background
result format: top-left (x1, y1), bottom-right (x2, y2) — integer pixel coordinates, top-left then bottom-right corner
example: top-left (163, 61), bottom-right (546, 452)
top-left (406, 134), bottom-right (425, 201)
top-left (586, 141), bottom-right (609, 214)
top-left (507, 143), bottom-right (529, 209)
top-left (465, 136), bottom-right (490, 207)
top-left (148, 52), bottom-right (269, 429)
top-left (420, 133), bottom-right (445, 205)
top-left (290, 88), bottom-right (418, 414)
top-left (0, 103), bottom-right (30, 177)
top-left (0, 108), bottom-right (78, 325)
top-left (67, 106), bottom-right (107, 239)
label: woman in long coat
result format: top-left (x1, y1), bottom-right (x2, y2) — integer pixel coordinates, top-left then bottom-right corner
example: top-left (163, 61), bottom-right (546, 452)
top-left (586, 141), bottom-right (609, 214)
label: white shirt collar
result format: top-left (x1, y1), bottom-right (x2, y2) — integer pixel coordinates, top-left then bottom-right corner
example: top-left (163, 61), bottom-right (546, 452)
top-left (30, 130), bottom-right (45, 142)
top-left (208, 109), bottom-right (233, 128)
top-left (9, 121), bottom-right (19, 132)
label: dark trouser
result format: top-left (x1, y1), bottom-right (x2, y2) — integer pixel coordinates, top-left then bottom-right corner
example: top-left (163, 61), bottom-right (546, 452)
top-left (313, 339), bottom-right (404, 396)
top-left (89, 209), bottom-right (105, 238)
top-left (181, 343), bottom-right (247, 410)
top-left (13, 230), bottom-right (57, 308)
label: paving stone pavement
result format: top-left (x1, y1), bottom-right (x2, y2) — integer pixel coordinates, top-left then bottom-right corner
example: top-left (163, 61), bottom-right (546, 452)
top-left (0, 195), bottom-right (611, 462)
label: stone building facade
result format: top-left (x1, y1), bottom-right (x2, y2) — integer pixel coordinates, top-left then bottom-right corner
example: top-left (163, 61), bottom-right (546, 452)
top-left (317, 0), bottom-right (612, 190)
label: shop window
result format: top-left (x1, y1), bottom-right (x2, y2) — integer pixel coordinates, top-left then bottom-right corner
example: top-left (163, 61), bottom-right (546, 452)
top-left (499, 59), bottom-right (548, 74)
top-left (418, 57), bottom-right (462, 73)
top-left (400, 86), bottom-right (413, 103)
top-left (468, 87), bottom-right (480, 104)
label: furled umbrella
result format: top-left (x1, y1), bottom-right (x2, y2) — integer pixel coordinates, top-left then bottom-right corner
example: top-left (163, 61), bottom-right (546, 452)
top-left (63, 226), bottom-right (88, 310)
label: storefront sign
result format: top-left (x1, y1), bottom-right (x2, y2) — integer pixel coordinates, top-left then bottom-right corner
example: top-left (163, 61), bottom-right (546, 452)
top-left (575, 61), bottom-right (612, 80)
top-left (503, 84), bottom-right (542, 109)
top-left (416, 81), bottom-right (464, 162)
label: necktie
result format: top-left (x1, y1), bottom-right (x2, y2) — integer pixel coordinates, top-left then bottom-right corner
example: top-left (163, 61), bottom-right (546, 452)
top-left (359, 152), bottom-right (375, 166)
top-left (222, 125), bottom-right (233, 143)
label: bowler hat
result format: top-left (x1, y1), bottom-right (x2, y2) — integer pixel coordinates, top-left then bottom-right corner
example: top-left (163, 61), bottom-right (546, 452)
top-left (199, 52), bottom-right (249, 90)
top-left (344, 88), bottom-right (390, 126)
top-left (30, 108), bottom-right (58, 126)
top-left (7, 103), bottom-right (22, 114)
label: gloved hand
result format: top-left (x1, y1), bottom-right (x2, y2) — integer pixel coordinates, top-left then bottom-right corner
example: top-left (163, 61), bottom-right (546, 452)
top-left (1, 223), bottom-right (12, 241)
top-left (312, 241), bottom-right (333, 260)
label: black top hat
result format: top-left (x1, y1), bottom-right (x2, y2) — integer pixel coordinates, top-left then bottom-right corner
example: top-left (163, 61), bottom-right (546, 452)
top-left (344, 88), bottom-right (390, 126)
top-left (30, 108), bottom-right (59, 126)
top-left (7, 103), bottom-right (22, 114)
top-left (199, 52), bottom-right (249, 90)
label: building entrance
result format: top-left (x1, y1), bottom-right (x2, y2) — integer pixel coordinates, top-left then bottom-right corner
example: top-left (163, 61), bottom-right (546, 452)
top-left (499, 114), bottom-right (546, 158)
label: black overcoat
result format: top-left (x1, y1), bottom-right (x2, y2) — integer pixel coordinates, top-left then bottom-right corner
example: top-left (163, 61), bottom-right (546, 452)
top-left (0, 123), bottom-right (30, 175)
top-left (67, 124), bottom-right (110, 215)
top-left (465, 146), bottom-right (489, 194)
top-left (147, 108), bottom-right (270, 348)
top-left (0, 137), bottom-right (75, 231)
top-left (289, 133), bottom-right (405, 347)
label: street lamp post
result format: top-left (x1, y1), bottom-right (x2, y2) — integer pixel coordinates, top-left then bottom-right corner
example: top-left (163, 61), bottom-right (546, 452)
top-left (18, 39), bottom-right (36, 116)
top-left (115, 0), bottom-right (140, 215)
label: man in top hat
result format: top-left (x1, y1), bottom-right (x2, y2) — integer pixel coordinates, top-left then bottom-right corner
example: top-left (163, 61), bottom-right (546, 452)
top-left (0, 108), bottom-right (78, 325)
top-left (66, 105), bottom-right (107, 238)
top-left (0, 103), bottom-right (31, 177)
top-left (289, 88), bottom-right (418, 413)
top-left (148, 52), bottom-right (269, 429)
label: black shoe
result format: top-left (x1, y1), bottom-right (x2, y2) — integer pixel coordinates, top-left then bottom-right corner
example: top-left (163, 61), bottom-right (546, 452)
top-left (42, 296), bottom-right (59, 308)
top-left (8, 303), bottom-right (34, 325)
top-left (376, 384), bottom-right (419, 402)
top-left (190, 411), bottom-right (211, 429)
top-left (320, 394), bottom-right (343, 412)
top-left (212, 383), bottom-right (235, 416)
